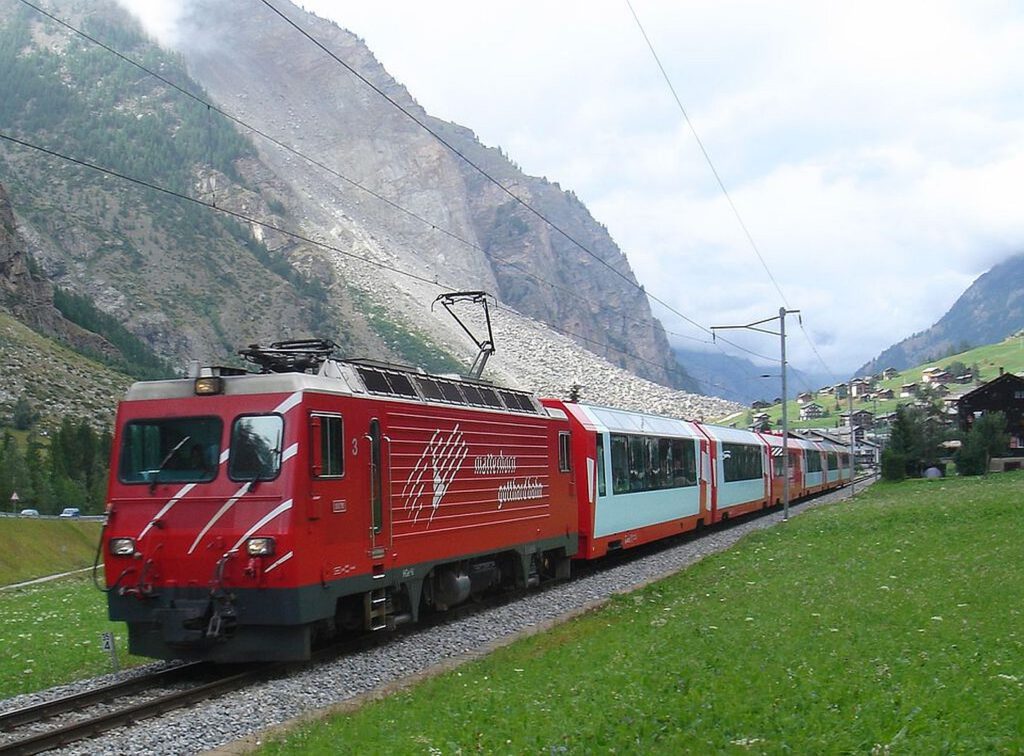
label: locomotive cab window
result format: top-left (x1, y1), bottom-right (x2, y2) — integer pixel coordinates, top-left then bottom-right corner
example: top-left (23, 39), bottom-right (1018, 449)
top-left (558, 431), bottom-right (571, 472)
top-left (313, 414), bottom-right (344, 478)
top-left (119, 416), bottom-right (222, 484)
top-left (229, 414), bottom-right (284, 481)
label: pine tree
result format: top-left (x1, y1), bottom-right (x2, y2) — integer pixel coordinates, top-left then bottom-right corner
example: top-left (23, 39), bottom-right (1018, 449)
top-left (955, 411), bottom-right (1010, 476)
top-left (12, 394), bottom-right (35, 430)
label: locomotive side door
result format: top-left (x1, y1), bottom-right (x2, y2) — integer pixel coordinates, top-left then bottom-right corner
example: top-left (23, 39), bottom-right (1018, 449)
top-left (308, 410), bottom-right (355, 583)
top-left (367, 417), bottom-right (392, 555)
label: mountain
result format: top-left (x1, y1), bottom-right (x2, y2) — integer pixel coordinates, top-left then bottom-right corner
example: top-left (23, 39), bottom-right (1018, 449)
top-left (857, 253), bottom-right (1024, 376)
top-left (674, 346), bottom-right (833, 407)
top-left (0, 0), bottom-right (734, 426)
top-left (168, 0), bottom-right (696, 391)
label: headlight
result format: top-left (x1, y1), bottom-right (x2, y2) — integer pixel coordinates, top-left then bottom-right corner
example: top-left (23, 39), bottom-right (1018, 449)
top-left (246, 537), bottom-right (275, 557)
top-left (194, 376), bottom-right (224, 395)
top-left (109, 538), bottom-right (136, 556)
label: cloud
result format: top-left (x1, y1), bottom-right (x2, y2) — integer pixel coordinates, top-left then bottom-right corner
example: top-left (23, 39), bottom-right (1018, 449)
top-left (112, 0), bottom-right (190, 46)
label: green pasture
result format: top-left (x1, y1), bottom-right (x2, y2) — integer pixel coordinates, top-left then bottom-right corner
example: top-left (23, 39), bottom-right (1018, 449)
top-left (0, 519), bottom-right (147, 698)
top-left (263, 472), bottom-right (1024, 754)
top-left (0, 517), bottom-right (103, 585)
top-left (0, 572), bottom-right (144, 698)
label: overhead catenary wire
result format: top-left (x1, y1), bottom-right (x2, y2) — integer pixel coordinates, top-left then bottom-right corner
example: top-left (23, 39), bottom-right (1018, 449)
top-left (0, 129), bottom-right (699, 379)
top-left (14, 0), bottom-right (722, 354)
top-left (625, 0), bottom-right (841, 378)
top-left (256, 0), bottom-right (780, 363)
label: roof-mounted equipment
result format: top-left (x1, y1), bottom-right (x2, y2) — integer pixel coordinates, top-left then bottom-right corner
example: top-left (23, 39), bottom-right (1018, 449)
top-left (239, 339), bottom-right (337, 374)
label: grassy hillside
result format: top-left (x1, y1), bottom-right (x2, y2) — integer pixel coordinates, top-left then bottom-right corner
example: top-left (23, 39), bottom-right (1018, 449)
top-left (0, 517), bottom-right (103, 585)
top-left (263, 472), bottom-right (1024, 753)
top-left (723, 332), bottom-right (1024, 429)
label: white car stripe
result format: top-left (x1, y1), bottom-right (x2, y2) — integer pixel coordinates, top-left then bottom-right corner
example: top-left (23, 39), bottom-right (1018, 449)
top-left (274, 391), bottom-right (302, 415)
top-left (229, 499), bottom-right (294, 553)
top-left (264, 550), bottom-right (294, 573)
top-left (138, 483), bottom-right (196, 541)
top-left (187, 483), bottom-right (250, 554)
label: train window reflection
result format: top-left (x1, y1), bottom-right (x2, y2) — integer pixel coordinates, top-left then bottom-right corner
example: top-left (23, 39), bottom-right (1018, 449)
top-left (229, 415), bottom-right (284, 481)
top-left (608, 433), bottom-right (697, 494)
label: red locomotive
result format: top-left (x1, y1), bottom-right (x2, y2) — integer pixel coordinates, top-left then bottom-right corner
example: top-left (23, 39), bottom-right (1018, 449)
top-left (103, 340), bottom-right (850, 662)
top-left (104, 341), bottom-right (576, 661)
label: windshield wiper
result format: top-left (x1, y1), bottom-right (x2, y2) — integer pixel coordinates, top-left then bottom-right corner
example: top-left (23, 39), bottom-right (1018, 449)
top-left (149, 435), bottom-right (191, 493)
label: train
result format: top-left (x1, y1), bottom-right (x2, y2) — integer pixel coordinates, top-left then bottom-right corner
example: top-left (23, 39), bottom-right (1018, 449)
top-left (102, 340), bottom-right (851, 662)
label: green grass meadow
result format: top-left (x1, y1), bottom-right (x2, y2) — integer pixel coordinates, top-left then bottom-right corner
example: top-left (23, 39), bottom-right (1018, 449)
top-left (0, 519), bottom-right (146, 698)
top-left (263, 473), bottom-right (1024, 754)
top-left (0, 572), bottom-right (143, 698)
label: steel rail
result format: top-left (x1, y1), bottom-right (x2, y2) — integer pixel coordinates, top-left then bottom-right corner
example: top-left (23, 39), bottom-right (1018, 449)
top-left (0, 662), bottom-right (207, 732)
top-left (0, 664), bottom-right (258, 756)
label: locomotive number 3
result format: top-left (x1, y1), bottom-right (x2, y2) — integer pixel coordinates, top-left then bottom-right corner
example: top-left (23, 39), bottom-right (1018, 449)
top-left (352, 438), bottom-right (359, 456)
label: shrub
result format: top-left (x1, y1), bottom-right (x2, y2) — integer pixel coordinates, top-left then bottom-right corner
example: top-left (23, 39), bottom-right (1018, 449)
top-left (881, 448), bottom-right (907, 481)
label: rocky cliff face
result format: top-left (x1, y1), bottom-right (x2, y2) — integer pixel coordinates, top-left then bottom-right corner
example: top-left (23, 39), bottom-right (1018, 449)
top-left (0, 182), bottom-right (118, 359)
top-left (172, 0), bottom-right (695, 390)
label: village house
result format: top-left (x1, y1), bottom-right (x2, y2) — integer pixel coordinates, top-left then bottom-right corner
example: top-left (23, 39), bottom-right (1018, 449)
top-left (799, 402), bottom-right (826, 421)
top-left (882, 367), bottom-right (899, 380)
top-left (900, 382), bottom-right (918, 398)
top-left (850, 378), bottom-right (873, 397)
top-left (921, 367), bottom-right (952, 385)
top-left (957, 372), bottom-right (1024, 456)
top-left (796, 391), bottom-right (814, 405)
top-left (840, 409), bottom-right (875, 429)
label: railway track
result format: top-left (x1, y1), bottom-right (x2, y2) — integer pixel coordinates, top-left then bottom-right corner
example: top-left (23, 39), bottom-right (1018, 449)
top-left (0, 662), bottom-right (262, 755)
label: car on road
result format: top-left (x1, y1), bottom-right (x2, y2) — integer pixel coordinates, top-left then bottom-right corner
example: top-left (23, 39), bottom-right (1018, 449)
top-left (59, 507), bottom-right (81, 518)
top-left (19, 508), bottom-right (40, 517)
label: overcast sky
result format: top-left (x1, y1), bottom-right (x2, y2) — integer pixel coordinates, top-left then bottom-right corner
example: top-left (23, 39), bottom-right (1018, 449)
top-left (119, 0), bottom-right (1024, 379)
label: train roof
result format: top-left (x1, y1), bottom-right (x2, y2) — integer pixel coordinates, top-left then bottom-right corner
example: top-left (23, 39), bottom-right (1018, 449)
top-left (125, 358), bottom-right (546, 417)
top-left (562, 402), bottom-right (703, 439)
top-left (697, 424), bottom-right (768, 445)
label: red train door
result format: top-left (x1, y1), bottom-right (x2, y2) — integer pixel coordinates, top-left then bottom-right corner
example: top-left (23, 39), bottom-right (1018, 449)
top-left (367, 418), bottom-right (392, 556)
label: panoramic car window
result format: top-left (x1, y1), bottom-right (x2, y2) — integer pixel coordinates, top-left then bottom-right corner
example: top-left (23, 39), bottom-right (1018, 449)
top-left (722, 443), bottom-right (763, 482)
top-left (119, 417), bottom-right (222, 484)
top-left (229, 415), bottom-right (284, 481)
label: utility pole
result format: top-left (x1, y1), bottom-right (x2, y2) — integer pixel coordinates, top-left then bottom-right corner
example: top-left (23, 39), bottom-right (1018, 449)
top-left (848, 380), bottom-right (856, 496)
top-left (713, 307), bottom-right (801, 520)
